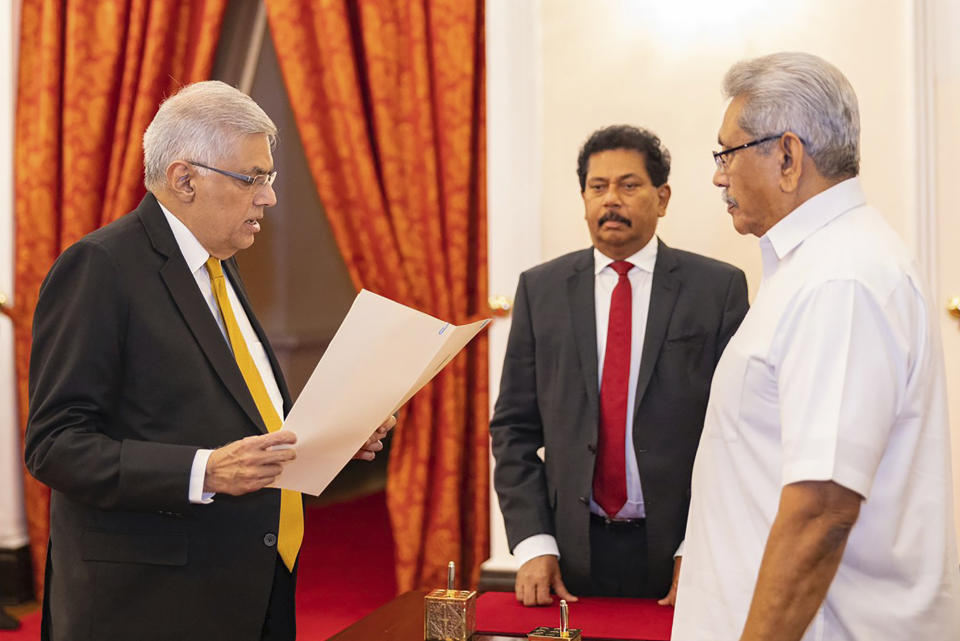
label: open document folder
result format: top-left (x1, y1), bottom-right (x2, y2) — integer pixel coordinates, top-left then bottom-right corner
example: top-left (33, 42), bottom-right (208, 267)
top-left (272, 289), bottom-right (490, 495)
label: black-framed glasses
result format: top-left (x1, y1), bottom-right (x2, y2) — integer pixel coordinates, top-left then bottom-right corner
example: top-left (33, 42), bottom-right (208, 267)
top-left (712, 134), bottom-right (784, 170)
top-left (188, 161), bottom-right (277, 188)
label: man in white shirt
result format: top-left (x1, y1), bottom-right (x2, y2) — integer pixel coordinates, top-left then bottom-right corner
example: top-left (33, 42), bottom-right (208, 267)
top-left (25, 81), bottom-right (392, 641)
top-left (672, 52), bottom-right (960, 641)
top-left (491, 125), bottom-right (748, 606)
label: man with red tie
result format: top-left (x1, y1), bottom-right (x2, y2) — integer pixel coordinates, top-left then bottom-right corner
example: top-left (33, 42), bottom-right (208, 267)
top-left (490, 125), bottom-right (748, 606)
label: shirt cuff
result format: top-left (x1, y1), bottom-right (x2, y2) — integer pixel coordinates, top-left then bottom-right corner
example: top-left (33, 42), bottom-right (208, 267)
top-left (674, 540), bottom-right (684, 558)
top-left (189, 449), bottom-right (216, 504)
top-left (512, 533), bottom-right (560, 567)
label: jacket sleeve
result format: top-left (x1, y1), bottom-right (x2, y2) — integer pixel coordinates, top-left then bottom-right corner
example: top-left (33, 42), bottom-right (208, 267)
top-left (24, 240), bottom-right (198, 512)
top-left (489, 272), bottom-right (556, 549)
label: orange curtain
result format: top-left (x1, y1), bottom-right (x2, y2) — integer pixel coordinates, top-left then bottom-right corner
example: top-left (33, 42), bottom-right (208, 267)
top-left (267, 0), bottom-right (489, 591)
top-left (13, 0), bottom-right (228, 598)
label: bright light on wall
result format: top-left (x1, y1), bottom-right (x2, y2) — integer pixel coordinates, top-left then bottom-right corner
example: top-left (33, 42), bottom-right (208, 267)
top-left (613, 0), bottom-right (803, 53)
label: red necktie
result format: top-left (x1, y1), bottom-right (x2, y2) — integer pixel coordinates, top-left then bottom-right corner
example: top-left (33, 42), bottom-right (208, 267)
top-left (593, 260), bottom-right (633, 517)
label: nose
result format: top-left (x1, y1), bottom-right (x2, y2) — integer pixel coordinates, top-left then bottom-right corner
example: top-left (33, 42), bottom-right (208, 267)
top-left (712, 166), bottom-right (729, 188)
top-left (601, 184), bottom-right (621, 205)
top-left (256, 182), bottom-right (277, 207)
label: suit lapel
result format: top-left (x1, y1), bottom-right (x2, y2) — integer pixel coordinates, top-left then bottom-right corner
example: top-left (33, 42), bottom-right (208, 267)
top-left (633, 240), bottom-right (680, 416)
top-left (566, 250), bottom-right (600, 423)
top-left (137, 195), bottom-right (268, 434)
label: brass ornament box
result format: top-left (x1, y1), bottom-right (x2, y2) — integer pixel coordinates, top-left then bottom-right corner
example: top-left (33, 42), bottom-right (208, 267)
top-left (424, 562), bottom-right (476, 641)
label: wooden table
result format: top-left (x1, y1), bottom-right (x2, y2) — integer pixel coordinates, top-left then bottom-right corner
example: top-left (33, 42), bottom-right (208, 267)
top-left (327, 590), bottom-right (665, 641)
top-left (327, 590), bottom-right (518, 641)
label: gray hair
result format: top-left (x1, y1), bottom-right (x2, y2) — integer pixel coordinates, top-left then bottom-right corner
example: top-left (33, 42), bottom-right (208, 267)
top-left (722, 52), bottom-right (860, 179)
top-left (143, 80), bottom-right (277, 191)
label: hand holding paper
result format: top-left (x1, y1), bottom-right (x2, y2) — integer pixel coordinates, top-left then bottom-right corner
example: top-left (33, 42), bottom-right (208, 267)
top-left (205, 430), bottom-right (298, 496)
top-left (272, 290), bottom-right (489, 495)
top-left (354, 415), bottom-right (397, 461)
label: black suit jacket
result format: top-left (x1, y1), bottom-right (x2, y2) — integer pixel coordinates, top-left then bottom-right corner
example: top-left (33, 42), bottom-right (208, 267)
top-left (490, 241), bottom-right (748, 595)
top-left (25, 194), bottom-right (294, 641)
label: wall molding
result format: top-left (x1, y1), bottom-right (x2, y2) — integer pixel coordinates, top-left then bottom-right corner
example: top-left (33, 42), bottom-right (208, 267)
top-left (483, 0), bottom-right (544, 579)
top-left (914, 0), bottom-right (939, 297)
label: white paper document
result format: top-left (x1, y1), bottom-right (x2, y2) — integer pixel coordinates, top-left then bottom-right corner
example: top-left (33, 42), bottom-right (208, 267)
top-left (272, 289), bottom-right (490, 495)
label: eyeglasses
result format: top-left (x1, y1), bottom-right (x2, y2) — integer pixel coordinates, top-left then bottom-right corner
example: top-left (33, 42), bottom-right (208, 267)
top-left (188, 161), bottom-right (277, 188)
top-left (712, 134), bottom-right (785, 170)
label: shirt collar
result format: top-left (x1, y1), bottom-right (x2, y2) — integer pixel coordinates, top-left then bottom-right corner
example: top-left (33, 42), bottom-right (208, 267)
top-left (763, 176), bottom-right (866, 263)
top-left (158, 201), bottom-right (212, 273)
top-left (593, 235), bottom-right (658, 276)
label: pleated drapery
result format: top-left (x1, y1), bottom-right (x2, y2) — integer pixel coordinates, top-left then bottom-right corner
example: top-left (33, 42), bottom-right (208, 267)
top-left (266, 0), bottom-right (489, 591)
top-left (13, 0), bottom-right (228, 597)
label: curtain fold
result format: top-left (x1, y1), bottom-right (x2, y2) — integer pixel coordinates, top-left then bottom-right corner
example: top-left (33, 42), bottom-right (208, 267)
top-left (13, 0), bottom-right (228, 598)
top-left (267, 0), bottom-right (489, 591)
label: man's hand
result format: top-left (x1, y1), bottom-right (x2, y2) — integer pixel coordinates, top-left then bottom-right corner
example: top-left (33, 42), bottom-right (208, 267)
top-left (354, 415), bottom-right (397, 461)
top-left (204, 431), bottom-right (297, 495)
top-left (515, 555), bottom-right (578, 607)
top-left (657, 556), bottom-right (681, 606)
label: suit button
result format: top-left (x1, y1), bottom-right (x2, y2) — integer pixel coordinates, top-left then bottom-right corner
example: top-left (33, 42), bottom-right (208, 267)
top-left (587, 443), bottom-right (596, 453)
top-left (263, 533), bottom-right (277, 547)
top-left (578, 496), bottom-right (589, 505)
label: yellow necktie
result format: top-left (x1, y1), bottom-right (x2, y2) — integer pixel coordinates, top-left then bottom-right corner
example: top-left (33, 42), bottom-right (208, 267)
top-left (205, 257), bottom-right (303, 571)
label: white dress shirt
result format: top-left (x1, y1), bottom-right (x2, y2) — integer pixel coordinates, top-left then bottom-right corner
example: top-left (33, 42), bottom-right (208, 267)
top-left (513, 237), bottom-right (658, 566)
top-left (159, 204), bottom-right (284, 504)
top-left (673, 178), bottom-right (960, 640)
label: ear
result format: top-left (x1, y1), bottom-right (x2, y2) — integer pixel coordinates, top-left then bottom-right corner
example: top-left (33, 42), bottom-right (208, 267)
top-left (166, 161), bottom-right (197, 203)
top-left (656, 183), bottom-right (671, 217)
top-left (777, 132), bottom-right (805, 193)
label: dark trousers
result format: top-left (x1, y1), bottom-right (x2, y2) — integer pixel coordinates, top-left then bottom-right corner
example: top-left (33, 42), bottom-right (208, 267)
top-left (588, 513), bottom-right (652, 598)
top-left (261, 557), bottom-right (297, 641)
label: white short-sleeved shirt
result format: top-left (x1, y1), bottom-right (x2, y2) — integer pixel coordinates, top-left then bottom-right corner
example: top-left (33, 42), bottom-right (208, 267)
top-left (672, 178), bottom-right (960, 641)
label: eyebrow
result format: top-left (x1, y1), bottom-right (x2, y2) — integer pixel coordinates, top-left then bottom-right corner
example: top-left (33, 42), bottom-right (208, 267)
top-left (246, 165), bottom-right (275, 175)
top-left (588, 173), bottom-right (643, 183)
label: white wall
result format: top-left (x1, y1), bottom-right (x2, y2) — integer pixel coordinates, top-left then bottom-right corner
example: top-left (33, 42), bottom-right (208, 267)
top-left (538, 0), bottom-right (916, 296)
top-left (1, 0), bottom-right (28, 550)
top-left (485, 0), bottom-right (543, 571)
top-left (487, 0), bottom-right (960, 569)
top-left (930, 0), bottom-right (960, 550)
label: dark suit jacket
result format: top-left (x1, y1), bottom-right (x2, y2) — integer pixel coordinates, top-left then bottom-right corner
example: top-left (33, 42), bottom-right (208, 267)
top-left (25, 194), bottom-right (293, 641)
top-left (490, 241), bottom-right (748, 596)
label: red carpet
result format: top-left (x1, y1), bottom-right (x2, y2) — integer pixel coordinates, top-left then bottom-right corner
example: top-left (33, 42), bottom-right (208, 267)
top-left (0, 491), bottom-right (396, 640)
top-left (297, 491), bottom-right (398, 638)
top-left (0, 613), bottom-right (40, 640)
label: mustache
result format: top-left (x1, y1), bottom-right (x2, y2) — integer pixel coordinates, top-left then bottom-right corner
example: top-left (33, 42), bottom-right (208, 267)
top-left (598, 211), bottom-right (632, 227)
top-left (721, 190), bottom-right (738, 208)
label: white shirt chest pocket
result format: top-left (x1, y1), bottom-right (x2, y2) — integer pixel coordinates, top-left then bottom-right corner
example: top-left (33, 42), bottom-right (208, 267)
top-left (704, 350), bottom-right (748, 443)
top-left (736, 356), bottom-right (780, 443)
top-left (705, 336), bottom-right (778, 444)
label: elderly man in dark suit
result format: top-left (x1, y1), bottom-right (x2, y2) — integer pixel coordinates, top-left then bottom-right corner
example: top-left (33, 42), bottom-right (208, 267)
top-left (25, 80), bottom-right (392, 641)
top-left (491, 125), bottom-right (748, 606)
